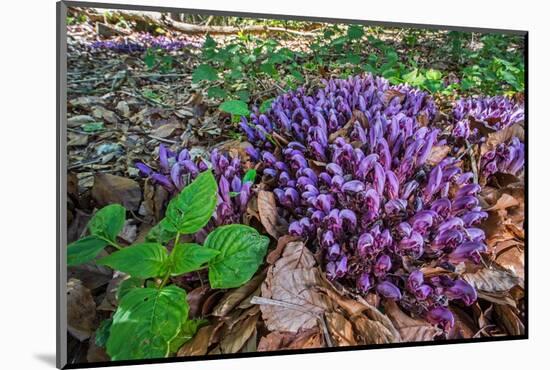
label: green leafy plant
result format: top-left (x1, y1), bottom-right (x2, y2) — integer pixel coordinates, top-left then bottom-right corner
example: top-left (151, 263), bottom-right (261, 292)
top-left (67, 170), bottom-right (270, 360)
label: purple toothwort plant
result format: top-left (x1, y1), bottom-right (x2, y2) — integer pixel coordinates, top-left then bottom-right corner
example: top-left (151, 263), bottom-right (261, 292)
top-left (241, 74), bottom-right (486, 330)
top-left (90, 32), bottom-right (203, 53)
top-left (452, 96), bottom-right (524, 140)
top-left (480, 136), bottom-right (525, 178)
top-left (136, 145), bottom-right (253, 240)
top-left (452, 96), bottom-right (525, 179)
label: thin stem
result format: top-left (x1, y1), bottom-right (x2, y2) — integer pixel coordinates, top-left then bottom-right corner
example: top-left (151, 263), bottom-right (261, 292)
top-left (159, 232), bottom-right (181, 289)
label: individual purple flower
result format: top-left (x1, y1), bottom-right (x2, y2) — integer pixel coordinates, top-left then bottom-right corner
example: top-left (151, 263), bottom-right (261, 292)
top-left (427, 306), bottom-right (455, 331)
top-left (376, 281), bottom-right (402, 300)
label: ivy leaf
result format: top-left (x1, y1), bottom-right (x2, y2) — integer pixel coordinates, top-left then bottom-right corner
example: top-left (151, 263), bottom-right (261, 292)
top-left (95, 318), bottom-right (113, 347)
top-left (192, 64), bottom-right (218, 83)
top-left (98, 243), bottom-right (169, 279)
top-left (168, 319), bottom-right (208, 354)
top-left (206, 224), bottom-right (270, 289)
top-left (106, 286), bottom-right (189, 360)
top-left (168, 243), bottom-right (220, 276)
top-left (242, 169), bottom-right (257, 184)
top-left (219, 100), bottom-right (250, 117)
top-left (88, 204), bottom-right (126, 243)
top-left (67, 236), bottom-right (109, 266)
top-left (163, 170), bottom-right (218, 234)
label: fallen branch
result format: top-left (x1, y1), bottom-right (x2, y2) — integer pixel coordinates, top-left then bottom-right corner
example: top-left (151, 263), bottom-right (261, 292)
top-left (79, 7), bottom-right (319, 37)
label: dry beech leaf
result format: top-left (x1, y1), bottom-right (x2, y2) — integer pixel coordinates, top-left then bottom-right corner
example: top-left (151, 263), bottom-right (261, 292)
top-left (212, 272), bottom-right (266, 317)
top-left (187, 286), bottom-right (211, 319)
top-left (352, 314), bottom-right (396, 344)
top-left (67, 278), bottom-right (97, 341)
top-left (258, 328), bottom-right (324, 351)
top-left (426, 145), bottom-right (451, 166)
top-left (267, 235), bottom-right (301, 264)
top-left (151, 123), bottom-right (179, 138)
top-left (484, 123), bottom-right (525, 152)
top-left (92, 173), bottom-right (142, 211)
top-left (87, 333), bottom-right (110, 362)
top-left (494, 305), bottom-right (524, 336)
top-left (384, 300), bottom-right (441, 342)
top-left (487, 193), bottom-right (519, 211)
top-left (463, 267), bottom-right (523, 293)
top-left (326, 312), bottom-right (357, 346)
top-left (448, 307), bottom-right (477, 339)
top-left (259, 241), bottom-right (332, 332)
top-left (381, 89), bottom-right (406, 106)
top-left (68, 263), bottom-right (112, 290)
top-left (219, 313), bottom-right (260, 354)
top-left (495, 245), bottom-right (524, 280)
top-left (177, 325), bottom-right (215, 357)
top-left (257, 190), bottom-right (287, 239)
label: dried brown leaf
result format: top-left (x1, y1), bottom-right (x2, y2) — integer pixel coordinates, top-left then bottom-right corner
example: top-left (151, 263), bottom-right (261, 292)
top-left (212, 271), bottom-right (266, 317)
top-left (219, 313), bottom-right (259, 354)
top-left (67, 278), bottom-right (97, 341)
top-left (260, 242), bottom-right (331, 332)
top-left (177, 325), bottom-right (215, 357)
top-left (92, 173), bottom-right (141, 211)
top-left (426, 145), bottom-right (451, 166)
top-left (267, 235), bottom-right (301, 264)
top-left (326, 312), bottom-right (357, 346)
top-left (384, 300), bottom-right (441, 342)
top-left (463, 267), bottom-right (523, 293)
top-left (257, 190), bottom-right (287, 239)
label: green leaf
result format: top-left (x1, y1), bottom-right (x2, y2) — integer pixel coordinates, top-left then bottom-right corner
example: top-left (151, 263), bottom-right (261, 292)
top-left (95, 318), bottom-right (113, 347)
top-left (192, 64), bottom-right (218, 83)
top-left (260, 62), bottom-right (277, 76)
top-left (242, 169), bottom-right (257, 184)
top-left (144, 50), bottom-right (156, 69)
top-left (106, 286), bottom-right (189, 360)
top-left (259, 98), bottom-right (274, 113)
top-left (168, 243), bottom-right (220, 275)
top-left (206, 224), bottom-right (269, 289)
top-left (207, 86), bottom-right (228, 99)
top-left (146, 221), bottom-right (177, 244)
top-left (81, 121), bottom-right (104, 133)
top-left (88, 204), bottom-right (126, 243)
top-left (347, 25), bottom-right (364, 40)
top-left (235, 90), bottom-right (251, 103)
top-left (98, 243), bottom-right (168, 279)
top-left (168, 319), bottom-right (208, 354)
top-left (425, 69), bottom-right (442, 80)
top-left (116, 277), bottom-right (143, 301)
top-left (164, 170), bottom-right (218, 234)
top-left (67, 236), bottom-right (109, 266)
top-left (219, 100), bottom-right (250, 117)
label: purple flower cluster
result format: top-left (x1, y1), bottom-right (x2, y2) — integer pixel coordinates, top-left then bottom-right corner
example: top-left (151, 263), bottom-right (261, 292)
top-left (136, 145), bottom-right (252, 236)
top-left (90, 33), bottom-right (202, 53)
top-left (452, 96), bottom-right (524, 140)
top-left (480, 136), bottom-right (525, 178)
top-left (241, 75), bottom-right (487, 330)
top-left (451, 96), bottom-right (525, 179)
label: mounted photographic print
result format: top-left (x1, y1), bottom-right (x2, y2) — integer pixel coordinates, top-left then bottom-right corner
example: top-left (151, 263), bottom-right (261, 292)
top-left (57, 1), bottom-right (527, 368)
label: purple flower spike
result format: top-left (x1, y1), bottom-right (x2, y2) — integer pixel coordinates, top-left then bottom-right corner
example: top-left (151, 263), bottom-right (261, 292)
top-left (427, 307), bottom-right (455, 331)
top-left (445, 280), bottom-right (477, 306)
top-left (448, 241), bottom-right (487, 264)
top-left (374, 255), bottom-right (392, 277)
top-left (136, 162), bottom-right (153, 176)
top-left (376, 281), bottom-right (402, 300)
top-left (159, 144), bottom-right (170, 173)
top-left (342, 180), bottom-right (365, 193)
top-left (357, 272), bottom-right (372, 292)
